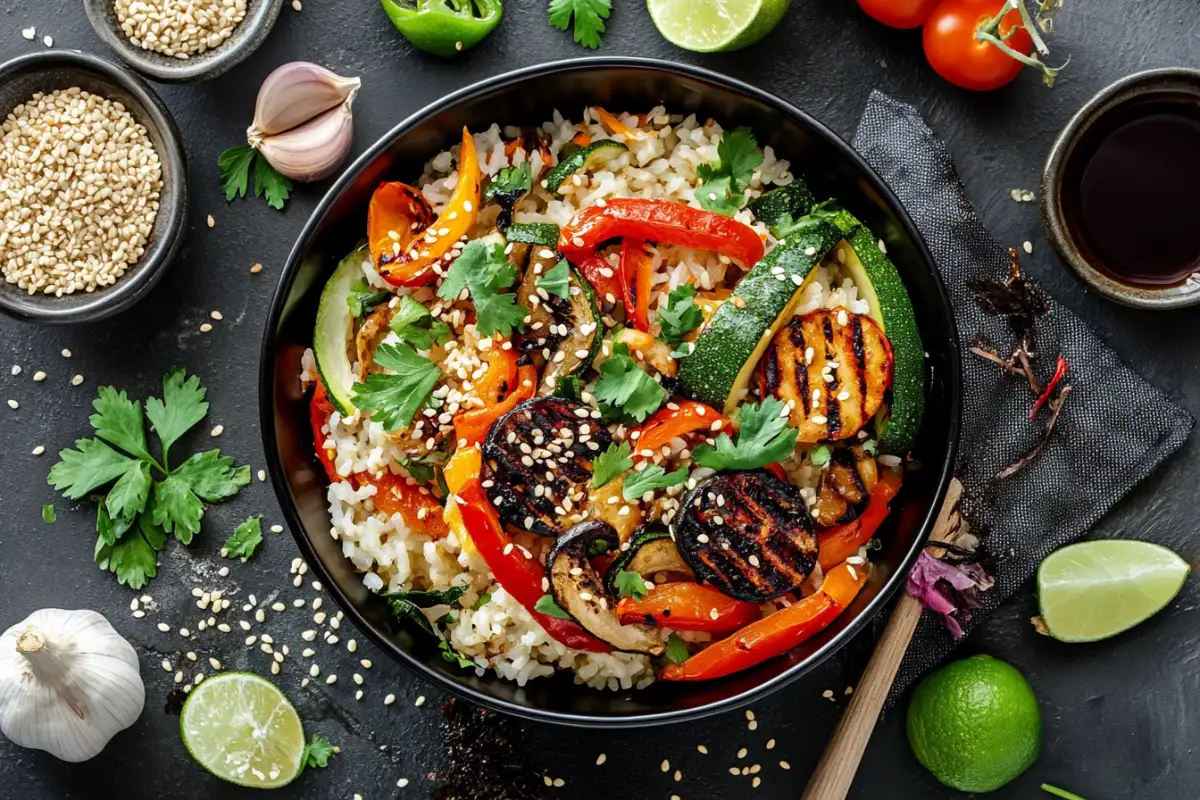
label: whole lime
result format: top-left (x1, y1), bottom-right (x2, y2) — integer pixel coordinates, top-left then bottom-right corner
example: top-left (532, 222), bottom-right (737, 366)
top-left (906, 655), bottom-right (1042, 793)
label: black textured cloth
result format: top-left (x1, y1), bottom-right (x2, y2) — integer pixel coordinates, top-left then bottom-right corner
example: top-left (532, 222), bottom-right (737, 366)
top-left (852, 92), bottom-right (1194, 696)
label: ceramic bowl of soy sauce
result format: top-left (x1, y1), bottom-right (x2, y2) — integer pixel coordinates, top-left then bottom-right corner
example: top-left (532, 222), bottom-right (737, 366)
top-left (1042, 67), bottom-right (1200, 309)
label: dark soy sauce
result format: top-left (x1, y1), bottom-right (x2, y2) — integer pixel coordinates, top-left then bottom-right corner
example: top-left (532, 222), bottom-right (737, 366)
top-left (1060, 92), bottom-right (1200, 287)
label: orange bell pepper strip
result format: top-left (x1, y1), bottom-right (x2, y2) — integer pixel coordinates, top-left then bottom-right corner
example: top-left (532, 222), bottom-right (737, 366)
top-left (309, 384), bottom-right (340, 482)
top-left (379, 127), bottom-right (481, 287)
top-left (594, 107), bottom-right (634, 138)
top-left (577, 254), bottom-right (623, 303)
top-left (361, 470), bottom-right (449, 538)
top-left (619, 238), bottom-right (654, 332)
top-left (453, 362), bottom-right (537, 447)
top-left (570, 129), bottom-right (591, 147)
top-left (659, 563), bottom-right (869, 682)
top-left (617, 583), bottom-right (761, 634)
top-left (816, 469), bottom-right (903, 571)
top-left (368, 181), bottom-right (436, 284)
top-left (630, 401), bottom-right (727, 459)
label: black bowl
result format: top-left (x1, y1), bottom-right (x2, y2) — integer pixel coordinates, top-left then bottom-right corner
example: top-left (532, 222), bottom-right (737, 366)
top-left (260, 58), bottom-right (962, 727)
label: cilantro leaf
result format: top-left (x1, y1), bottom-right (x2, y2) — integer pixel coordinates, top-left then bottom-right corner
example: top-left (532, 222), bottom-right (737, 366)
top-left (105, 461), bottom-right (152, 521)
top-left (483, 162), bottom-right (533, 205)
top-left (809, 444), bottom-right (832, 467)
top-left (96, 502), bottom-right (137, 547)
top-left (222, 515), bottom-right (263, 561)
top-left (351, 342), bottom-right (442, 431)
top-left (622, 465), bottom-right (688, 501)
top-left (593, 343), bottom-right (666, 423)
top-left (548, 0), bottom-right (612, 49)
top-left (440, 639), bottom-right (477, 670)
top-left (217, 145), bottom-right (256, 202)
top-left (144, 367), bottom-right (208, 462)
top-left (172, 450), bottom-right (252, 502)
top-left (613, 569), bottom-right (649, 600)
top-left (301, 734), bottom-right (335, 770)
top-left (42, 504), bottom-right (55, 524)
top-left (473, 290), bottom-right (529, 338)
top-left (347, 277), bottom-right (390, 318)
top-left (152, 473), bottom-right (205, 545)
top-left (398, 456), bottom-right (435, 484)
top-left (96, 515), bottom-right (165, 590)
top-left (695, 128), bottom-right (763, 216)
top-left (389, 296), bottom-right (452, 351)
top-left (48, 439), bottom-right (138, 499)
top-left (692, 398), bottom-right (799, 471)
top-left (252, 150), bottom-right (292, 210)
top-left (537, 259), bottom-right (571, 300)
top-left (591, 441), bottom-right (633, 489)
top-left (534, 594), bottom-right (572, 619)
top-left (90, 386), bottom-right (152, 462)
top-left (664, 633), bottom-right (689, 665)
top-left (437, 239), bottom-right (528, 338)
top-left (658, 284), bottom-right (704, 347)
top-left (473, 592), bottom-right (492, 610)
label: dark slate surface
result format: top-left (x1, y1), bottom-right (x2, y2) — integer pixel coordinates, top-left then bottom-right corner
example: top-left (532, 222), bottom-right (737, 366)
top-left (0, 2), bottom-right (1196, 798)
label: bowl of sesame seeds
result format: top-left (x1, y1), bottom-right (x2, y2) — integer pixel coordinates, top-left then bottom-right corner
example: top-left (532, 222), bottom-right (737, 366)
top-left (83, 0), bottom-right (286, 83)
top-left (0, 50), bottom-right (187, 323)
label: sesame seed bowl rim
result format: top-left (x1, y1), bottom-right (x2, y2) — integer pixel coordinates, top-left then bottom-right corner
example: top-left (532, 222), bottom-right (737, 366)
top-left (0, 50), bottom-right (188, 325)
top-left (82, 0), bottom-right (285, 84)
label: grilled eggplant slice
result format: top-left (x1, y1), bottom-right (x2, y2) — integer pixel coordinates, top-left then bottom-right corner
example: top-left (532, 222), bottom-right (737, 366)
top-left (481, 397), bottom-right (612, 536)
top-left (605, 528), bottom-right (693, 596)
top-left (762, 308), bottom-right (894, 443)
top-left (812, 446), bottom-right (881, 527)
top-left (549, 521), bottom-right (665, 655)
top-left (676, 470), bottom-right (817, 602)
top-left (515, 245), bottom-right (602, 394)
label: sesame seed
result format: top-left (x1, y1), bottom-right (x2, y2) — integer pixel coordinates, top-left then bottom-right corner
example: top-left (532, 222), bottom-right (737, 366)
top-left (33, 371), bottom-right (46, 382)
top-left (661, 760), bottom-right (670, 772)
top-left (779, 760), bottom-right (791, 770)
top-left (596, 753), bottom-right (607, 765)
top-left (766, 739), bottom-right (776, 750)
top-left (384, 694), bottom-right (396, 705)
top-left (697, 744), bottom-right (708, 754)
top-left (210, 424), bottom-right (224, 436)
top-left (738, 748), bottom-right (748, 759)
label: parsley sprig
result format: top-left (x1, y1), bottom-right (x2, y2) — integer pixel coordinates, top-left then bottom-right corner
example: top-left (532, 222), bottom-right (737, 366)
top-left (351, 341), bottom-right (442, 431)
top-left (48, 369), bottom-right (251, 589)
top-left (299, 734), bottom-right (336, 772)
top-left (218, 145), bottom-right (292, 211)
top-left (696, 128), bottom-right (763, 216)
top-left (612, 570), bottom-right (649, 601)
top-left (622, 464), bottom-right (688, 501)
top-left (389, 296), bottom-right (452, 351)
top-left (548, 0), bottom-right (612, 50)
top-left (437, 239), bottom-right (528, 337)
top-left (593, 342), bottom-right (666, 423)
top-left (692, 397), bottom-right (799, 471)
top-left (658, 284), bottom-right (704, 347)
top-left (591, 441), bottom-right (633, 489)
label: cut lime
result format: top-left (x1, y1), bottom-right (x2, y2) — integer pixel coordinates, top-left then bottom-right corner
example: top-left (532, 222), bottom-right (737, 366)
top-left (1037, 540), bottom-right (1190, 643)
top-left (180, 673), bottom-right (306, 788)
top-left (646, 0), bottom-right (792, 53)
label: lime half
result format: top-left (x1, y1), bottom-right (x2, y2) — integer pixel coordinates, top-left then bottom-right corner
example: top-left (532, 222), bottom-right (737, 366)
top-left (1037, 540), bottom-right (1190, 643)
top-left (180, 673), bottom-right (306, 788)
top-left (646, 0), bottom-right (792, 53)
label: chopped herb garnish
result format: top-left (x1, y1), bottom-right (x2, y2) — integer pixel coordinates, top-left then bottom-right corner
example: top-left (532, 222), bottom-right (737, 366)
top-left (41, 504), bottom-right (55, 524)
top-left (809, 444), bottom-right (832, 467)
top-left (385, 585), bottom-right (469, 608)
top-left (222, 515), bottom-right (263, 561)
top-left (664, 633), bottom-right (689, 665)
top-left (622, 465), bottom-right (688, 501)
top-left (218, 144), bottom-right (292, 211)
top-left (658, 284), bottom-right (704, 347)
top-left (591, 441), bottom-right (633, 489)
top-left (593, 342), bottom-right (666, 423)
top-left (537, 259), bottom-right (571, 300)
top-left (48, 368), bottom-right (251, 589)
top-left (437, 239), bottom-right (527, 337)
top-left (388, 296), bottom-right (452, 351)
top-left (347, 277), bottom-right (390, 318)
top-left (472, 592), bottom-right (492, 610)
top-left (692, 397), bottom-right (799, 472)
top-left (534, 593), bottom-right (572, 619)
top-left (548, 0), bottom-right (612, 50)
top-left (553, 375), bottom-right (583, 401)
top-left (482, 162), bottom-right (532, 229)
top-left (696, 128), bottom-right (763, 216)
top-left (398, 456), bottom-right (436, 484)
top-left (440, 639), bottom-right (477, 669)
top-left (612, 570), bottom-right (648, 600)
top-left (351, 342), bottom-right (442, 431)
top-left (588, 537), bottom-right (611, 556)
top-left (300, 734), bottom-right (335, 771)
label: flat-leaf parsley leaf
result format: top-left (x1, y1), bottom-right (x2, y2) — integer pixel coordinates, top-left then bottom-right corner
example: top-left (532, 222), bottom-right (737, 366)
top-left (658, 284), bottom-right (704, 347)
top-left (693, 397), bottom-right (799, 471)
top-left (389, 295), bottom-right (452, 351)
top-left (351, 342), bottom-right (442, 431)
top-left (535, 594), bottom-right (572, 619)
top-left (437, 239), bottom-right (528, 337)
top-left (613, 570), bottom-right (649, 601)
top-left (537, 259), bottom-right (571, 300)
top-left (218, 144), bottom-right (292, 211)
top-left (664, 633), bottom-right (689, 665)
top-left (622, 465), bottom-right (688, 501)
top-left (696, 128), bottom-right (763, 216)
top-left (223, 515), bottom-right (263, 561)
top-left (548, 0), bottom-right (612, 50)
top-left (591, 441), bottom-right (633, 489)
top-left (593, 342), bottom-right (666, 423)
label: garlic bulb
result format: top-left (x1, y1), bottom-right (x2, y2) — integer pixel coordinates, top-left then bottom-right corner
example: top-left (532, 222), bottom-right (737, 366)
top-left (0, 609), bottom-right (145, 762)
top-left (246, 61), bottom-right (360, 183)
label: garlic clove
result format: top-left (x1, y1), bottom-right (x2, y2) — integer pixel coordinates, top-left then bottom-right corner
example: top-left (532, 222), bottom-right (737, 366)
top-left (247, 61), bottom-right (360, 139)
top-left (254, 104), bottom-right (354, 183)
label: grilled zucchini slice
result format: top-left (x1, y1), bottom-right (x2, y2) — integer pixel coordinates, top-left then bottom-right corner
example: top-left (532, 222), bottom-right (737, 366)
top-left (544, 140), bottom-right (629, 193)
top-left (514, 245), bottom-right (603, 394)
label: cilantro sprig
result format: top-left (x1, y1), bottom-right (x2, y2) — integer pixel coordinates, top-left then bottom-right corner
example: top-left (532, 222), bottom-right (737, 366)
top-left (696, 128), bottom-right (763, 216)
top-left (692, 397), bottom-right (799, 471)
top-left (548, 0), bottom-right (612, 50)
top-left (299, 734), bottom-right (336, 772)
top-left (218, 145), bottom-right (292, 211)
top-left (622, 464), bottom-right (688, 501)
top-left (437, 239), bottom-right (528, 337)
top-left (222, 515), bottom-right (263, 561)
top-left (612, 570), bottom-right (649, 601)
top-left (658, 284), bottom-right (704, 347)
top-left (389, 295), bottom-right (452, 351)
top-left (591, 441), bottom-right (633, 489)
top-left (48, 369), bottom-right (251, 589)
top-left (593, 342), bottom-right (666, 423)
top-left (351, 341), bottom-right (442, 431)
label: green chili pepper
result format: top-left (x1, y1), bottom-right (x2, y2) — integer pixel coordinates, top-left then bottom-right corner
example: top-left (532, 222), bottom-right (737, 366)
top-left (380, 0), bottom-right (503, 57)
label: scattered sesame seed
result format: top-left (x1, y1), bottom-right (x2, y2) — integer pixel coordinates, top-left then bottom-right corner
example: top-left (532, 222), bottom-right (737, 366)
top-left (779, 760), bottom-right (791, 770)
top-left (661, 759), bottom-right (670, 772)
top-left (43, 35), bottom-right (53, 48)
top-left (697, 744), bottom-right (708, 754)
top-left (31, 445), bottom-right (44, 456)
top-left (33, 371), bottom-right (46, 382)
top-left (206, 215), bottom-right (215, 228)
top-left (210, 424), bottom-right (224, 436)
top-left (384, 693), bottom-right (396, 705)
top-left (596, 753), bottom-right (607, 766)
top-left (822, 689), bottom-right (835, 700)
top-left (415, 695), bottom-right (426, 707)
top-left (7, 399), bottom-right (18, 410)
top-left (257, 469), bottom-right (267, 482)
top-left (61, 349), bottom-right (71, 358)
top-left (250, 263), bottom-right (263, 274)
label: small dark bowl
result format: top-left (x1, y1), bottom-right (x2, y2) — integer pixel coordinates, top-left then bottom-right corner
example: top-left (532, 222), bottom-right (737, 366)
top-left (0, 51), bottom-right (187, 325)
top-left (83, 0), bottom-right (284, 83)
top-left (260, 58), bottom-right (962, 727)
top-left (1041, 67), bottom-right (1200, 309)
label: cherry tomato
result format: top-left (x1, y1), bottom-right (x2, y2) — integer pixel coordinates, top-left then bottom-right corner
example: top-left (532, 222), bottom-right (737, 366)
top-left (923, 0), bottom-right (1033, 91)
top-left (857, 0), bottom-right (941, 29)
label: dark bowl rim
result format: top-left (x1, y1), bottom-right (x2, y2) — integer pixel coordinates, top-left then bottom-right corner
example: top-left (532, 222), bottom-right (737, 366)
top-left (0, 50), bottom-right (188, 325)
top-left (82, 0), bottom-right (285, 83)
top-left (259, 56), bottom-right (963, 728)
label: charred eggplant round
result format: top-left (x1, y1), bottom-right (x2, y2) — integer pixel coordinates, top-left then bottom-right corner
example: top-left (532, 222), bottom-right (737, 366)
top-left (675, 470), bottom-right (817, 602)
top-left (481, 397), bottom-right (612, 536)
top-left (549, 521), bottom-right (665, 655)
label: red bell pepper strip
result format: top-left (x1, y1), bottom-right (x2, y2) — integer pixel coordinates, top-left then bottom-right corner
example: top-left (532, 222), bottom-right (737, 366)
top-left (455, 480), bottom-right (610, 653)
top-left (309, 384), bottom-right (340, 482)
top-left (1030, 355), bottom-right (1069, 419)
top-left (617, 582), bottom-right (761, 634)
top-left (630, 401), bottom-right (727, 459)
top-left (763, 462), bottom-right (788, 481)
top-left (558, 199), bottom-right (765, 268)
top-left (576, 254), bottom-right (623, 303)
top-left (360, 470), bottom-right (449, 539)
top-left (659, 563), bottom-right (868, 682)
top-left (619, 238), bottom-right (654, 332)
top-left (816, 469), bottom-right (903, 571)
top-left (367, 181), bottom-right (436, 285)
top-left (453, 362), bottom-right (537, 447)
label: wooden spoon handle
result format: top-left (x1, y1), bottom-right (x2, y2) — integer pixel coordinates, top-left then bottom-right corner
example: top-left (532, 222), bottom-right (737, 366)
top-left (800, 478), bottom-right (963, 800)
